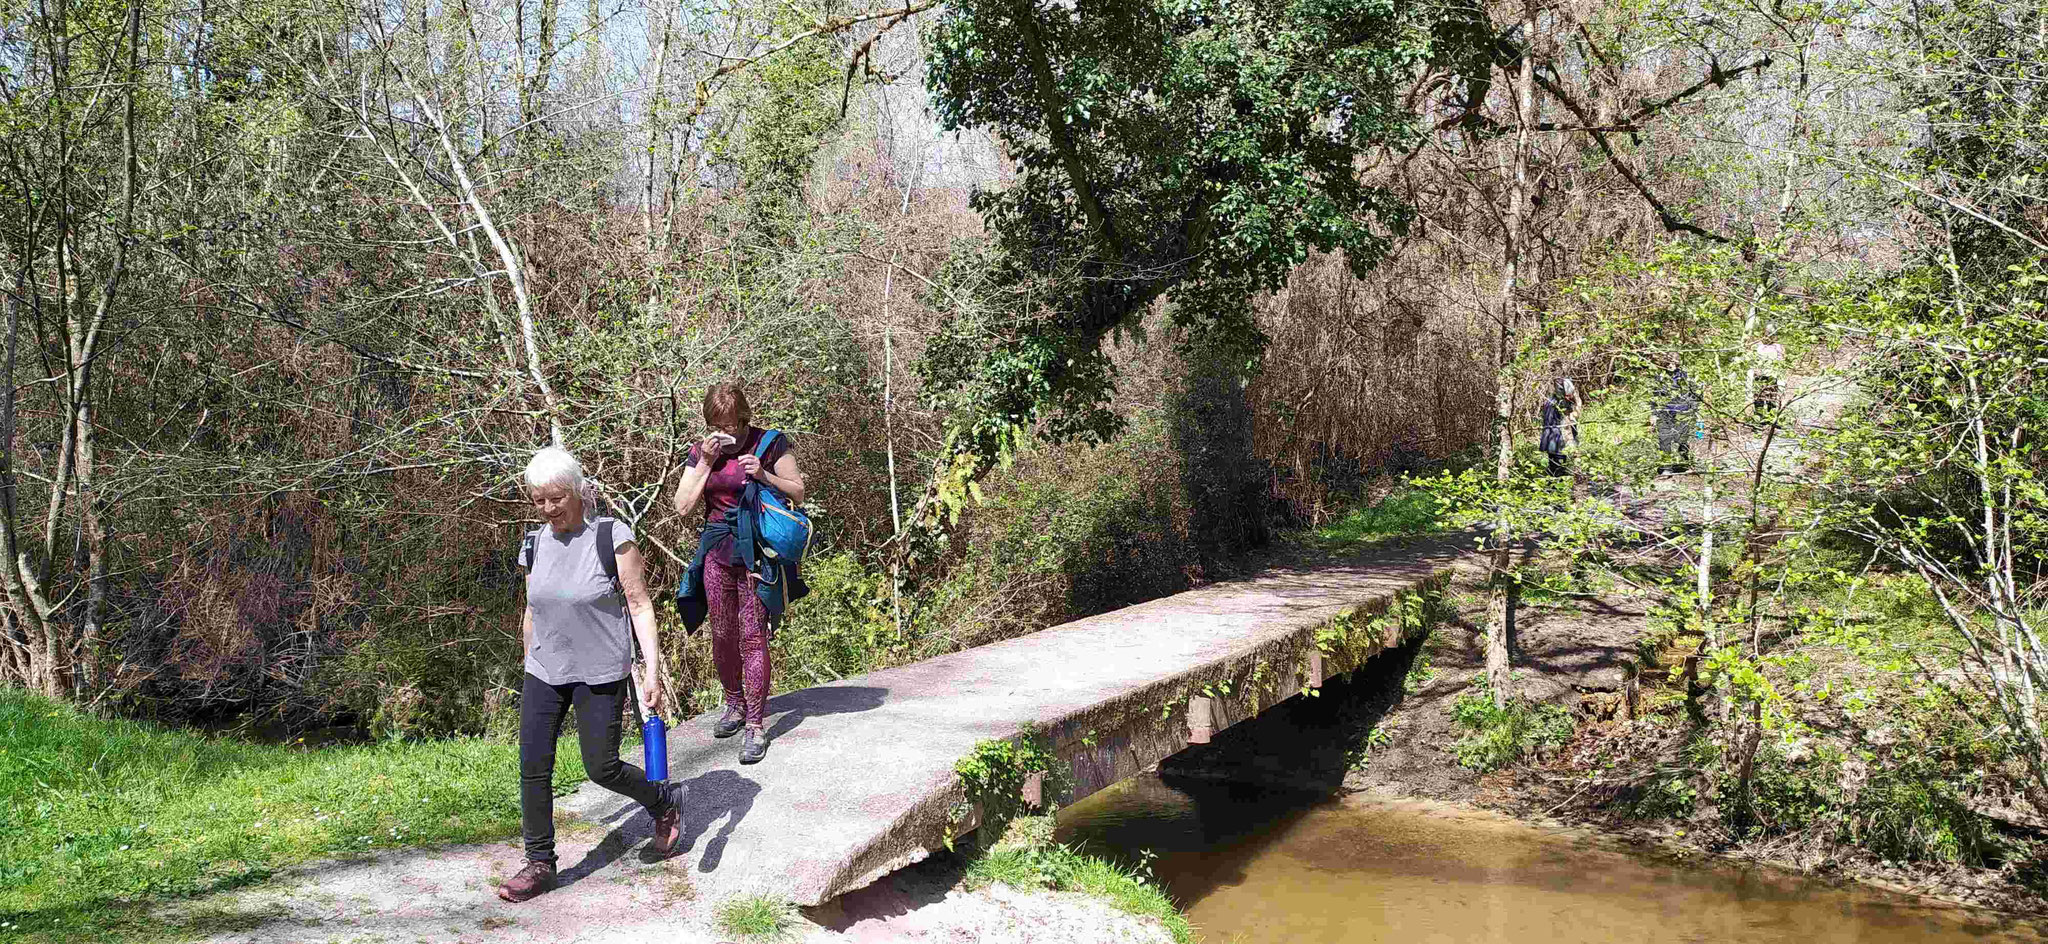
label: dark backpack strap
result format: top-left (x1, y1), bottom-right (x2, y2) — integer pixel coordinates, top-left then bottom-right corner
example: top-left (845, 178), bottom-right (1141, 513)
top-left (597, 517), bottom-right (648, 715)
top-left (596, 519), bottom-right (619, 590)
top-left (518, 526), bottom-right (539, 570)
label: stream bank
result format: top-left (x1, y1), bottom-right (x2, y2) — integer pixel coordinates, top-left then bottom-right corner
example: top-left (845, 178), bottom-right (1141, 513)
top-left (1152, 572), bottom-right (2048, 926)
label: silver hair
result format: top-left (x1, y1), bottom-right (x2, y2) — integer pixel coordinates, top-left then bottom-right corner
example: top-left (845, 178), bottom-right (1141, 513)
top-left (524, 446), bottom-right (598, 520)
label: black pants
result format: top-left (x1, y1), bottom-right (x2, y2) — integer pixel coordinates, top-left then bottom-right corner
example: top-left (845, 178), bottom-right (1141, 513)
top-left (1545, 452), bottom-right (1569, 477)
top-left (519, 672), bottom-right (669, 864)
top-left (1754, 375), bottom-right (1780, 418)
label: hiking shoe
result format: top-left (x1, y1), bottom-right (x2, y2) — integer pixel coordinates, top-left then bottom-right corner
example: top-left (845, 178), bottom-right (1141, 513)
top-left (648, 782), bottom-right (687, 859)
top-left (497, 859), bottom-right (556, 903)
top-left (739, 725), bottom-right (767, 765)
top-left (712, 706), bottom-right (744, 739)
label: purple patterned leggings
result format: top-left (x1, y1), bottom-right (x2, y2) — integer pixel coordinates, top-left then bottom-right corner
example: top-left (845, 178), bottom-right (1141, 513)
top-left (705, 556), bottom-right (772, 726)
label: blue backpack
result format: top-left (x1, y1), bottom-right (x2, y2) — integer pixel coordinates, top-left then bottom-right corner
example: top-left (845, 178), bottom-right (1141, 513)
top-left (748, 430), bottom-right (813, 565)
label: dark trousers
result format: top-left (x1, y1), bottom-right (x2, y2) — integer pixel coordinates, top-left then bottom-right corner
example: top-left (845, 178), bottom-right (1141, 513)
top-left (1754, 375), bottom-right (1780, 418)
top-left (519, 672), bottom-right (668, 864)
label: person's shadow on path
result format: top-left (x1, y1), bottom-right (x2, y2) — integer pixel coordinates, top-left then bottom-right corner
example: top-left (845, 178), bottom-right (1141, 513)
top-left (674, 768), bottom-right (760, 872)
top-left (556, 810), bottom-right (644, 887)
top-left (763, 685), bottom-right (886, 740)
top-left (556, 768), bottom-right (764, 882)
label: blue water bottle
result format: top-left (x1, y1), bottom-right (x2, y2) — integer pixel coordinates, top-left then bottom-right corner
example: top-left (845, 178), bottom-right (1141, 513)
top-left (642, 714), bottom-right (669, 782)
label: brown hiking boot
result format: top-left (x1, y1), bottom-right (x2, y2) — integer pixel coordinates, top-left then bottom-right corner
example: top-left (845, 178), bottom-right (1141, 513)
top-left (497, 859), bottom-right (556, 903)
top-left (648, 782), bottom-right (687, 859)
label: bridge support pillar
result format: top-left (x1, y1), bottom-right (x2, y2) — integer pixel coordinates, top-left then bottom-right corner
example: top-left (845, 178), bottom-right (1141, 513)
top-left (1187, 696), bottom-right (1216, 744)
top-left (1307, 651), bottom-right (1327, 689)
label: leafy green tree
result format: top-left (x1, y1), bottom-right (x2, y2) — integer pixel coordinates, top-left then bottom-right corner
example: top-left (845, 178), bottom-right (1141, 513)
top-left (920, 0), bottom-right (1441, 466)
top-left (1809, 0), bottom-right (2047, 808)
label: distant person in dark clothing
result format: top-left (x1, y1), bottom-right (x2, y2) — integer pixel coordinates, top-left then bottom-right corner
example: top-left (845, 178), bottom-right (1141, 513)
top-left (1754, 335), bottom-right (1784, 419)
top-left (1655, 368), bottom-right (1698, 473)
top-left (1538, 378), bottom-right (1581, 477)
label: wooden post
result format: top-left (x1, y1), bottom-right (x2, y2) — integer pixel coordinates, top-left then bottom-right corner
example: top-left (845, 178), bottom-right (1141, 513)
top-left (1187, 696), bottom-right (1215, 744)
top-left (1307, 651), bottom-right (1326, 690)
top-left (1021, 771), bottom-right (1045, 809)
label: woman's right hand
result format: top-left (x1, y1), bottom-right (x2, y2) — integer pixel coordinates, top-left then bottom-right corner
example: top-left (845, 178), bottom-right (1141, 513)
top-left (697, 434), bottom-right (727, 465)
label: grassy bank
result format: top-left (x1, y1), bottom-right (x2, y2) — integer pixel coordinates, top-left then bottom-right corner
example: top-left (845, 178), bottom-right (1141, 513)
top-left (1305, 486), bottom-right (1447, 549)
top-left (0, 688), bottom-right (593, 942)
top-left (965, 836), bottom-right (1194, 943)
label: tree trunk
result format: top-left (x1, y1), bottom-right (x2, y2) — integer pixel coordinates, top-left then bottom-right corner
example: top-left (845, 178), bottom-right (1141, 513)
top-left (409, 82), bottom-right (565, 446)
top-left (522, 0), bottom-right (559, 140)
top-left (1485, 1), bottom-right (1539, 708)
top-left (67, 0), bottom-right (141, 698)
top-left (644, 0), bottom-right (673, 258)
top-left (0, 289), bottom-right (56, 693)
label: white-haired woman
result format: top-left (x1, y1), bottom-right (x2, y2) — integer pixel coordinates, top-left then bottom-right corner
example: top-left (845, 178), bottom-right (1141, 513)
top-left (499, 447), bottom-right (685, 903)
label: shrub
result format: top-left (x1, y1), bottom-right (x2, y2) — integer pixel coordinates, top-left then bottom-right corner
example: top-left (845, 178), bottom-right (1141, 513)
top-left (1450, 681), bottom-right (1575, 772)
top-left (771, 551), bottom-right (897, 686)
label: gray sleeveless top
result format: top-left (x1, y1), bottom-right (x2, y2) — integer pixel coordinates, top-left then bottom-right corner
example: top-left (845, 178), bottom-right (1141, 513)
top-left (521, 518), bottom-right (634, 686)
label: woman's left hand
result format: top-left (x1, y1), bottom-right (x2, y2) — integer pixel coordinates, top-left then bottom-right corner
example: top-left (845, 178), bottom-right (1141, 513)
top-left (737, 454), bottom-right (763, 479)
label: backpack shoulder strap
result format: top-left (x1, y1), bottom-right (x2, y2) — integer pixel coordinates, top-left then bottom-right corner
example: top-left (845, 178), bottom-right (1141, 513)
top-left (595, 517), bottom-right (637, 667)
top-left (753, 429), bottom-right (781, 460)
top-left (596, 518), bottom-right (620, 594)
top-left (518, 526), bottom-right (540, 570)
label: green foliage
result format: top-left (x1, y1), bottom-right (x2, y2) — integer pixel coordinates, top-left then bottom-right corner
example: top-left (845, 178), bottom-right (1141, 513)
top-left (950, 727), bottom-right (1064, 850)
top-left (1628, 771), bottom-right (1701, 821)
top-left (714, 896), bottom-right (801, 942)
top-left (920, 0), bottom-right (1450, 470)
top-left (708, 25), bottom-right (845, 232)
top-left (1402, 640), bottom-right (1436, 694)
top-left (1313, 587), bottom-right (1442, 669)
top-left (0, 688), bottom-right (587, 942)
top-left (959, 420), bottom-right (1193, 619)
top-left (1449, 681), bottom-right (1575, 772)
top-left (1349, 721), bottom-right (1397, 770)
top-left (1312, 486), bottom-right (1447, 548)
top-left (1418, 458), bottom-right (1622, 560)
top-left (772, 551), bottom-right (900, 685)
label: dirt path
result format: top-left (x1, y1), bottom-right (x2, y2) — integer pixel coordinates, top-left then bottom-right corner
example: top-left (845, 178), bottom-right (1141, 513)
top-left (161, 824), bottom-right (1171, 944)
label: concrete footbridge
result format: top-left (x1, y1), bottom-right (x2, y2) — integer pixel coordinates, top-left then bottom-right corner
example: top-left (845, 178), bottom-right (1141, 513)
top-left (562, 536), bottom-right (1472, 906)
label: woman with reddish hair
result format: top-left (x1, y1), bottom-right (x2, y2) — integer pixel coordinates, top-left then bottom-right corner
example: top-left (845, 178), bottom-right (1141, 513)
top-left (673, 382), bottom-right (807, 764)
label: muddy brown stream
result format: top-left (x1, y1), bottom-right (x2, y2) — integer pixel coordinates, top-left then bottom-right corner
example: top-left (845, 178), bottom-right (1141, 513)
top-left (1057, 774), bottom-right (2047, 943)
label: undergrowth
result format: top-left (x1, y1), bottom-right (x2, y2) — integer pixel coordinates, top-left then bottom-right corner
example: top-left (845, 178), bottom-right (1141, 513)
top-left (1450, 680), bottom-right (1574, 772)
top-left (1312, 485), bottom-right (1446, 548)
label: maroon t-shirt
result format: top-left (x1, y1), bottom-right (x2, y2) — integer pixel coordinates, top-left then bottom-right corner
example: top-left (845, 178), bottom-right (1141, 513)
top-left (685, 426), bottom-right (793, 524)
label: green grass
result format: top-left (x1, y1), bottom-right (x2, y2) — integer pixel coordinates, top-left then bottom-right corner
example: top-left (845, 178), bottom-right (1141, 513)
top-left (714, 896), bottom-right (799, 941)
top-left (965, 840), bottom-right (1194, 943)
top-left (1449, 681), bottom-right (1576, 773)
top-left (0, 687), bottom-right (591, 943)
top-left (1312, 487), bottom-right (1446, 548)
